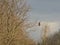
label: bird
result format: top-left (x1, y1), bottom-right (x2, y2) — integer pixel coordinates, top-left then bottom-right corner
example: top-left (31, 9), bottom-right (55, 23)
top-left (38, 22), bottom-right (40, 26)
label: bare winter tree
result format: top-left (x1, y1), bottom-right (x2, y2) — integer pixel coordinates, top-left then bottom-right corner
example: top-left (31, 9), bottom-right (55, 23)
top-left (40, 30), bottom-right (60, 45)
top-left (0, 0), bottom-right (36, 45)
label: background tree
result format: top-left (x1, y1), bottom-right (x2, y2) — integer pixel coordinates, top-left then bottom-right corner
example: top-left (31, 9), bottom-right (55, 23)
top-left (41, 30), bottom-right (60, 45)
top-left (0, 0), bottom-right (36, 45)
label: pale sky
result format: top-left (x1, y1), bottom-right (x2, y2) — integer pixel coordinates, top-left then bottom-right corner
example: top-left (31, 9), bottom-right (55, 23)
top-left (27, 0), bottom-right (60, 42)
top-left (26, 22), bottom-right (60, 42)
top-left (27, 0), bottom-right (60, 21)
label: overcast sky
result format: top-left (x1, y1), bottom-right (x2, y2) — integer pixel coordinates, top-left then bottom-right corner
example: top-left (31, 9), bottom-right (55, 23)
top-left (27, 0), bottom-right (60, 21)
top-left (27, 0), bottom-right (60, 42)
